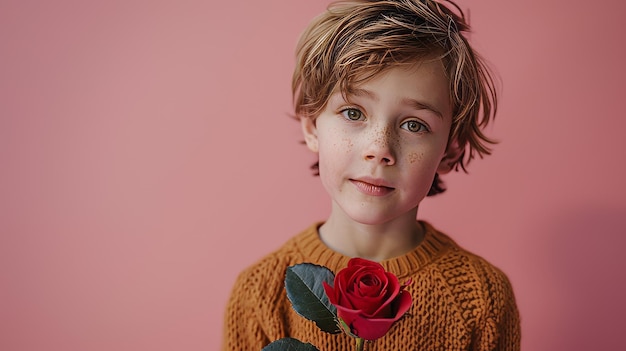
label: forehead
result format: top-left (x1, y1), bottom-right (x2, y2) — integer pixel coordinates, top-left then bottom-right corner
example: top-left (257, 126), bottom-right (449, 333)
top-left (337, 55), bottom-right (450, 94)
top-left (332, 60), bottom-right (452, 117)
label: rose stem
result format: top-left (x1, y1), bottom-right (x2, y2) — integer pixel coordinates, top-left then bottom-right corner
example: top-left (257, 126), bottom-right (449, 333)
top-left (355, 337), bottom-right (365, 351)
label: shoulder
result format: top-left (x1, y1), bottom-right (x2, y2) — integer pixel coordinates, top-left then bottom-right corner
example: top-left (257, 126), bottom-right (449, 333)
top-left (438, 237), bottom-right (515, 302)
top-left (426, 225), bottom-right (514, 294)
top-left (426, 226), bottom-right (518, 322)
top-left (427, 229), bottom-right (521, 348)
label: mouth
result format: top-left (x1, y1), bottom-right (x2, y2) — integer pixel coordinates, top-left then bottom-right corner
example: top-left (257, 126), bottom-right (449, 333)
top-left (350, 178), bottom-right (395, 196)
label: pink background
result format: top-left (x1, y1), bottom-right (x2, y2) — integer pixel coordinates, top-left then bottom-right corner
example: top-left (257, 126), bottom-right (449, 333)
top-left (1, 0), bottom-right (625, 350)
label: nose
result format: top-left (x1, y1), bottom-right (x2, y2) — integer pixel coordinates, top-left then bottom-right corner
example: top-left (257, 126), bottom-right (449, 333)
top-left (363, 126), bottom-right (396, 165)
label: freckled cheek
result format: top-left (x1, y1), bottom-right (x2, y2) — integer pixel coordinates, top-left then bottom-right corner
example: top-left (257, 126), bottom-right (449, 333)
top-left (317, 129), bottom-right (351, 193)
top-left (407, 152), bottom-right (424, 164)
top-left (318, 157), bottom-right (345, 194)
top-left (341, 136), bottom-right (353, 152)
top-left (404, 147), bottom-right (444, 170)
top-left (326, 128), bottom-right (353, 152)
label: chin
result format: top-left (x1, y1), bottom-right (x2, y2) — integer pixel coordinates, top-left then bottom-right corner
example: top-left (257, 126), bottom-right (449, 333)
top-left (345, 210), bottom-right (400, 226)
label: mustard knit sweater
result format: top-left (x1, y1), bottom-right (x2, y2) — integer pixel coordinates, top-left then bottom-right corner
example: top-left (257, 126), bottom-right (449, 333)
top-left (222, 222), bottom-right (520, 351)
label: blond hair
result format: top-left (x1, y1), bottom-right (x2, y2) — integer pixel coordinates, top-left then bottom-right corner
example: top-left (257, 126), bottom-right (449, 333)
top-left (293, 0), bottom-right (498, 193)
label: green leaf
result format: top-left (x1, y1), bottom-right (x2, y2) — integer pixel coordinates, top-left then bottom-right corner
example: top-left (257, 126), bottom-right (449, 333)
top-left (285, 263), bottom-right (340, 334)
top-left (262, 338), bottom-right (320, 351)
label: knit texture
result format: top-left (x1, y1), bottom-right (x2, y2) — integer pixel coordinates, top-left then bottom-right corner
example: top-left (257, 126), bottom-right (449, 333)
top-left (222, 222), bottom-right (520, 351)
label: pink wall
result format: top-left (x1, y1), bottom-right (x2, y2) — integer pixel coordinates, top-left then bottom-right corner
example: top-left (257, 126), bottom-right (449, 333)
top-left (1, 0), bottom-right (625, 350)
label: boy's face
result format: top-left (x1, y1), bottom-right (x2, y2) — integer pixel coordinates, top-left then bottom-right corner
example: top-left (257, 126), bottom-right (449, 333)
top-left (301, 61), bottom-right (455, 225)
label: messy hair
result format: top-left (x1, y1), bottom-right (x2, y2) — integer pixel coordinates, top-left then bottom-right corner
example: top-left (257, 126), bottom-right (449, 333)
top-left (292, 0), bottom-right (498, 196)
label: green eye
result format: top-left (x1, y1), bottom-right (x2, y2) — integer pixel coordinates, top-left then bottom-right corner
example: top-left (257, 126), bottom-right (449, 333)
top-left (401, 120), bottom-right (427, 133)
top-left (342, 108), bottom-right (363, 121)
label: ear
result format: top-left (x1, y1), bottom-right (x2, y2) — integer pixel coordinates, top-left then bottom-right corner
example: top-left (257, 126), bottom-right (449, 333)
top-left (300, 116), bottom-right (319, 152)
top-left (437, 139), bottom-right (463, 174)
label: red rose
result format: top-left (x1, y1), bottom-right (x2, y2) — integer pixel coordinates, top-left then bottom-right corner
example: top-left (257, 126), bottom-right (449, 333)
top-left (323, 258), bottom-right (412, 341)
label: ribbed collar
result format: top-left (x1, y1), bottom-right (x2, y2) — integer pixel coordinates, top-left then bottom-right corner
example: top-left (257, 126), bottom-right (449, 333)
top-left (292, 221), bottom-right (455, 278)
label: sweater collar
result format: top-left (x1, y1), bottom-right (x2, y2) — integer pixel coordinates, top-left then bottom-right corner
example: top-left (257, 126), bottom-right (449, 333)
top-left (293, 221), bottom-right (455, 278)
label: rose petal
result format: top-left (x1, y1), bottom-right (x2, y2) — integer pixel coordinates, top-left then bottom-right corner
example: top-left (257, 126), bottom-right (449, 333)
top-left (368, 273), bottom-right (401, 317)
top-left (344, 269), bottom-right (389, 313)
top-left (350, 292), bottom-right (412, 340)
top-left (348, 258), bottom-right (384, 269)
top-left (349, 296), bottom-right (385, 315)
top-left (335, 273), bottom-right (357, 309)
top-left (322, 281), bottom-right (337, 304)
top-left (391, 290), bottom-right (412, 318)
top-left (351, 317), bottom-right (396, 340)
top-left (334, 303), bottom-right (361, 329)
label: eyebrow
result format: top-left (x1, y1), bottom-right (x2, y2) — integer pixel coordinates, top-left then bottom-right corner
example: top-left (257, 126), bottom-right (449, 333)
top-left (349, 88), bottom-right (443, 119)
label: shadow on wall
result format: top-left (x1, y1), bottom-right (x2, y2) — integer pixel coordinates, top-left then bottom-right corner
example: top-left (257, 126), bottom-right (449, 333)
top-left (534, 205), bottom-right (626, 350)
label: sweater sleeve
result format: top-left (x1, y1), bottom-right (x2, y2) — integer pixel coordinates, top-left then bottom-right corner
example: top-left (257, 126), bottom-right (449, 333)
top-left (222, 255), bottom-right (291, 351)
top-left (473, 264), bottom-right (521, 351)
top-left (221, 269), bottom-right (271, 351)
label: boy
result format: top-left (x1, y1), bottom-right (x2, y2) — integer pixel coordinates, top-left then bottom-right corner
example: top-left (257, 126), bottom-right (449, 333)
top-left (222, 0), bottom-right (520, 350)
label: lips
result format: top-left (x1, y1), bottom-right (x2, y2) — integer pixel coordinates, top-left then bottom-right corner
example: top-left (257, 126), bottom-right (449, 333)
top-left (350, 178), bottom-right (394, 196)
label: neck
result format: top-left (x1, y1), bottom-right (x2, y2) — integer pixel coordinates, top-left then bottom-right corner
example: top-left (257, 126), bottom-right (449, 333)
top-left (319, 206), bottom-right (424, 262)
